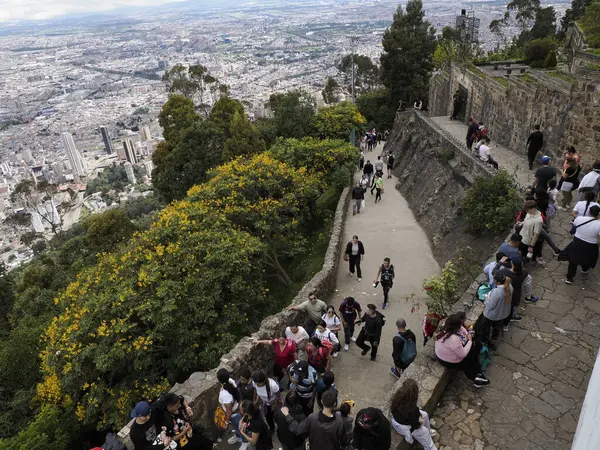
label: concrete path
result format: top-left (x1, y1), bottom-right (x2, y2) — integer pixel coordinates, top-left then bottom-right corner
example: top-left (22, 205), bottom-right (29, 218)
top-left (429, 116), bottom-right (600, 450)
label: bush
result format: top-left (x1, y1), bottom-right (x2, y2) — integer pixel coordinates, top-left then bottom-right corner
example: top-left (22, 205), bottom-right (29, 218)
top-left (524, 38), bottom-right (557, 65)
top-left (544, 50), bottom-right (558, 68)
top-left (462, 170), bottom-right (522, 235)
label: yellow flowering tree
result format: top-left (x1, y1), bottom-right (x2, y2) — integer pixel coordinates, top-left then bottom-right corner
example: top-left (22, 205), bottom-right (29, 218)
top-left (312, 101), bottom-right (366, 140)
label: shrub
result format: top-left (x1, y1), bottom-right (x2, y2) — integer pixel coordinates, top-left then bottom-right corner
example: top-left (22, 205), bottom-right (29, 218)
top-left (544, 49), bottom-right (558, 68)
top-left (462, 170), bottom-right (522, 235)
top-left (422, 261), bottom-right (459, 316)
top-left (524, 38), bottom-right (557, 65)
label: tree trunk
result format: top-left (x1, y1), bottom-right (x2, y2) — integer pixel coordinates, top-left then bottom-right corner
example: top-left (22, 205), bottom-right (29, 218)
top-left (264, 251), bottom-right (293, 288)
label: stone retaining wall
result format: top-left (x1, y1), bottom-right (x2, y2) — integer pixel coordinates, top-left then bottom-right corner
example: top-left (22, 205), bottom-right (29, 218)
top-left (118, 186), bottom-right (351, 448)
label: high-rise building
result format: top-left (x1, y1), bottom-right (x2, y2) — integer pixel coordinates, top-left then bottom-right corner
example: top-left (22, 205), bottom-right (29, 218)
top-left (140, 126), bottom-right (152, 141)
top-left (22, 149), bottom-right (34, 163)
top-left (124, 162), bottom-right (137, 185)
top-left (61, 132), bottom-right (86, 176)
top-left (100, 126), bottom-right (113, 154)
top-left (122, 139), bottom-right (137, 164)
top-left (143, 160), bottom-right (154, 177)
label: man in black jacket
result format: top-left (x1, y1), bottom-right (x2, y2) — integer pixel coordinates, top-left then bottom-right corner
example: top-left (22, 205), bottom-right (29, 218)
top-left (353, 407), bottom-right (392, 450)
top-left (391, 318), bottom-right (417, 379)
top-left (363, 160), bottom-right (374, 186)
top-left (355, 304), bottom-right (384, 361)
top-left (129, 401), bottom-right (172, 450)
top-left (351, 182), bottom-right (365, 215)
top-left (527, 124), bottom-right (544, 170)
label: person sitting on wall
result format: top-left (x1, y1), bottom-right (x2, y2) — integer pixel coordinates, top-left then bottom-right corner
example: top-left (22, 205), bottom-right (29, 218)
top-left (478, 137), bottom-right (499, 169)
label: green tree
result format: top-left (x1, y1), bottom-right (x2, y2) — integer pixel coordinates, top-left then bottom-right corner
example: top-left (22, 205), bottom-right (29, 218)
top-left (524, 38), bottom-right (558, 66)
top-left (580, 1), bottom-right (600, 47)
top-left (158, 94), bottom-right (199, 145)
top-left (380, 0), bottom-right (436, 109)
top-left (433, 40), bottom-right (458, 70)
top-left (312, 101), bottom-right (366, 141)
top-left (254, 118), bottom-right (278, 149)
top-left (209, 96), bottom-right (246, 136)
top-left (544, 49), bottom-right (558, 68)
top-left (322, 77), bottom-right (339, 104)
top-left (561, 0), bottom-right (593, 36)
top-left (267, 91), bottom-right (316, 139)
top-left (11, 180), bottom-right (61, 235)
top-left (356, 88), bottom-right (395, 130)
top-left (530, 6), bottom-right (557, 39)
top-left (337, 55), bottom-right (379, 92)
top-left (223, 110), bottom-right (266, 160)
top-left (152, 121), bottom-right (225, 202)
top-left (162, 64), bottom-right (221, 105)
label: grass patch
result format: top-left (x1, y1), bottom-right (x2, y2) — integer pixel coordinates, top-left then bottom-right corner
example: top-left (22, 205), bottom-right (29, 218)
top-left (493, 76), bottom-right (509, 87)
top-left (519, 73), bottom-right (537, 83)
top-left (547, 70), bottom-right (576, 83)
top-left (585, 62), bottom-right (600, 71)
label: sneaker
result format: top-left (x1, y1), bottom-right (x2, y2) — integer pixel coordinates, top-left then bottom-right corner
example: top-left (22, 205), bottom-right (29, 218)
top-left (382, 303), bottom-right (388, 310)
top-left (349, 272), bottom-right (354, 277)
top-left (557, 206), bottom-right (566, 211)
top-left (430, 429), bottom-right (438, 437)
top-left (510, 315), bottom-right (522, 321)
top-left (553, 250), bottom-right (561, 257)
top-left (358, 277), bottom-right (362, 282)
top-left (344, 344), bottom-right (349, 351)
top-left (565, 278), bottom-right (573, 285)
top-left (581, 268), bottom-right (590, 274)
top-left (390, 367), bottom-right (401, 379)
top-left (361, 348), bottom-right (370, 356)
top-left (333, 352), bottom-right (339, 358)
top-left (503, 325), bottom-right (509, 332)
top-left (370, 356), bottom-right (376, 361)
top-left (351, 336), bottom-right (357, 342)
top-left (474, 378), bottom-right (490, 387)
top-left (228, 436), bottom-right (242, 445)
top-left (239, 443), bottom-right (249, 450)
top-left (524, 296), bottom-right (538, 304)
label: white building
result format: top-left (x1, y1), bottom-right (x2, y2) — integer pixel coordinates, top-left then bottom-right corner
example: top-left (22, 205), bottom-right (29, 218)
top-left (143, 160), bottom-right (154, 177)
top-left (61, 132), bottom-right (86, 177)
top-left (124, 162), bottom-right (136, 185)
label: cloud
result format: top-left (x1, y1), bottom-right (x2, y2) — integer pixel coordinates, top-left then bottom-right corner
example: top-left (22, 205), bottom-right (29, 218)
top-left (0, 0), bottom-right (184, 22)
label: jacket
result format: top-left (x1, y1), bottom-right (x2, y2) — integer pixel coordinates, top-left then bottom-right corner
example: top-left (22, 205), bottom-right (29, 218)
top-left (527, 130), bottom-right (544, 151)
top-left (351, 186), bottom-right (365, 200)
top-left (353, 408), bottom-right (392, 450)
top-left (358, 312), bottom-right (383, 342)
top-left (345, 241), bottom-right (365, 257)
top-left (286, 410), bottom-right (347, 450)
top-left (363, 163), bottom-right (374, 175)
top-left (275, 405), bottom-right (306, 449)
top-left (392, 330), bottom-right (416, 364)
top-left (434, 328), bottom-right (471, 363)
top-left (483, 285), bottom-right (512, 321)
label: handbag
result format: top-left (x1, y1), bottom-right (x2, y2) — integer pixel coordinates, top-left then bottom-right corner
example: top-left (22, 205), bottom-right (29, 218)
top-left (561, 181), bottom-right (573, 192)
top-left (213, 406), bottom-right (228, 430)
top-left (343, 253), bottom-right (349, 261)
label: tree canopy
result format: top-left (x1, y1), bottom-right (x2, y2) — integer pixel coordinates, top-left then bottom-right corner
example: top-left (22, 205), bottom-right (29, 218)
top-left (267, 91), bottom-right (316, 139)
top-left (158, 94), bottom-right (199, 145)
top-left (312, 102), bottom-right (366, 141)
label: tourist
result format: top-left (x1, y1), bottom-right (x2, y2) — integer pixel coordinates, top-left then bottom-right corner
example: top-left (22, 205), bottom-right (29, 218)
top-left (353, 407), bottom-right (392, 450)
top-left (306, 336), bottom-right (332, 375)
top-left (546, 179), bottom-right (559, 230)
top-left (237, 400), bottom-right (273, 450)
top-left (355, 304), bottom-right (385, 361)
top-left (466, 118), bottom-right (479, 151)
top-left (478, 122), bottom-right (488, 137)
top-left (571, 191), bottom-right (600, 218)
top-left (479, 272), bottom-right (512, 348)
top-left (497, 233), bottom-right (523, 265)
top-left (287, 360), bottom-right (318, 417)
top-left (478, 137), bottom-right (498, 169)
top-left (434, 314), bottom-right (489, 387)
top-left (390, 379), bottom-right (437, 450)
top-left (374, 175), bottom-right (383, 203)
top-left (359, 151), bottom-right (365, 170)
top-left (360, 174), bottom-right (369, 190)
top-left (527, 124), bottom-right (544, 170)
top-left (351, 182), bottom-right (365, 216)
top-left (561, 205), bottom-right (600, 284)
top-left (494, 254), bottom-right (538, 314)
top-left (363, 160), bottom-right (374, 186)
top-left (534, 156), bottom-right (556, 190)
top-left (285, 324), bottom-right (309, 358)
top-left (217, 368), bottom-right (246, 448)
top-left (577, 161), bottom-right (600, 201)
top-left (322, 306), bottom-right (342, 351)
top-left (314, 319), bottom-right (340, 358)
top-left (386, 151), bottom-right (395, 179)
top-left (360, 136), bottom-right (367, 153)
top-left (274, 391), bottom-right (307, 450)
top-left (336, 400), bottom-right (355, 450)
top-left (559, 161), bottom-right (581, 210)
top-left (373, 257), bottom-right (395, 309)
top-left (129, 401), bottom-right (172, 450)
top-left (287, 291), bottom-right (327, 335)
top-left (281, 390), bottom-right (347, 450)
top-left (252, 370), bottom-right (279, 431)
top-left (237, 367), bottom-right (256, 402)
top-left (345, 234), bottom-right (365, 281)
top-left (253, 335), bottom-right (297, 381)
top-left (373, 156), bottom-right (385, 183)
top-left (517, 200), bottom-right (545, 264)
top-left (315, 370), bottom-right (338, 410)
top-left (563, 145), bottom-right (580, 170)
top-left (339, 296), bottom-right (362, 351)
top-left (391, 318), bottom-right (417, 379)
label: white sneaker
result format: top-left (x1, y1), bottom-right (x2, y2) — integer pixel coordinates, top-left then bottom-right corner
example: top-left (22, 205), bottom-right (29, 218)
top-left (239, 443), bottom-right (249, 450)
top-left (228, 436), bottom-right (242, 445)
top-left (430, 429), bottom-right (437, 437)
top-left (351, 336), bottom-right (356, 342)
top-left (358, 277), bottom-right (362, 282)
top-left (344, 344), bottom-right (349, 351)
top-left (349, 272), bottom-right (354, 277)
top-left (503, 325), bottom-right (509, 332)
top-left (333, 352), bottom-right (339, 358)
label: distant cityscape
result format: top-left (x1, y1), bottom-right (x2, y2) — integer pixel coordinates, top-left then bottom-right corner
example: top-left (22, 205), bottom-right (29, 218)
top-left (0, 0), bottom-right (569, 267)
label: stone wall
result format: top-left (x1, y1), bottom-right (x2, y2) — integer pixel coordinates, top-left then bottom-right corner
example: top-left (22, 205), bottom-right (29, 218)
top-left (118, 187), bottom-right (351, 448)
top-left (428, 63), bottom-right (600, 168)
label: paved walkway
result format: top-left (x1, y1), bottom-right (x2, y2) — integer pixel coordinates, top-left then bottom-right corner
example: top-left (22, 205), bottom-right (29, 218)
top-left (429, 116), bottom-right (599, 450)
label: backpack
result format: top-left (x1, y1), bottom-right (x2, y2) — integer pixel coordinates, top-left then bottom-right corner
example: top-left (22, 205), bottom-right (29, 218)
top-left (479, 344), bottom-right (492, 375)
top-left (320, 339), bottom-right (334, 354)
top-left (397, 333), bottom-right (417, 366)
top-left (476, 283), bottom-right (492, 302)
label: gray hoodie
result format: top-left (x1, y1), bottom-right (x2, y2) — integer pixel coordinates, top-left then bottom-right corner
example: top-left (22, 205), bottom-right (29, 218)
top-left (286, 410), bottom-right (347, 450)
top-left (483, 285), bottom-right (512, 321)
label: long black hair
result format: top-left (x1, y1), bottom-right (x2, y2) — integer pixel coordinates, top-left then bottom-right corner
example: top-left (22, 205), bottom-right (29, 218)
top-left (584, 191), bottom-right (596, 216)
top-left (241, 399), bottom-right (260, 417)
top-left (217, 368), bottom-right (241, 403)
top-left (437, 314), bottom-right (463, 343)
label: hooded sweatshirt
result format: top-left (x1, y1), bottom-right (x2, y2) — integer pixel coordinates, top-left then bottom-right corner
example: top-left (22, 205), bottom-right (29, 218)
top-left (275, 405), bottom-right (306, 449)
top-left (483, 285), bottom-right (513, 321)
top-left (286, 410), bottom-right (346, 450)
top-left (353, 407), bottom-right (392, 450)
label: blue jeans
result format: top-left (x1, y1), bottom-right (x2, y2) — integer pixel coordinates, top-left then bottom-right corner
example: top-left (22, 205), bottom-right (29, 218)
top-left (343, 320), bottom-right (355, 344)
top-left (230, 413), bottom-right (247, 442)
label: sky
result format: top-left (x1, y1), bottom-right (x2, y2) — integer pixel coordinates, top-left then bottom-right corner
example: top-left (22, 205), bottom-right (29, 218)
top-left (0, 0), bottom-right (186, 22)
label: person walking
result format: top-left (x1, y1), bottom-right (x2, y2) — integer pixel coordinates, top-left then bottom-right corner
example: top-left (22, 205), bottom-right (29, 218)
top-left (355, 304), bottom-right (385, 362)
top-left (274, 391), bottom-right (306, 450)
top-left (478, 272), bottom-right (512, 350)
top-left (561, 205), bottom-right (600, 284)
top-left (373, 257), bottom-right (395, 309)
top-left (578, 161), bottom-right (600, 201)
top-left (281, 390), bottom-right (347, 450)
top-left (391, 318), bottom-right (417, 379)
top-left (390, 379), bottom-right (437, 450)
top-left (363, 160), bottom-right (374, 186)
top-left (359, 152), bottom-right (365, 170)
top-left (306, 336), bottom-right (332, 375)
top-left (322, 306), bottom-right (342, 354)
top-left (339, 296), bottom-right (362, 351)
top-left (517, 200), bottom-right (545, 264)
top-left (374, 175), bottom-right (383, 203)
top-left (314, 320), bottom-right (341, 358)
top-left (527, 125), bottom-right (544, 170)
top-left (351, 182), bottom-right (365, 216)
top-left (288, 292), bottom-right (327, 335)
top-left (559, 161), bottom-right (581, 210)
top-left (237, 400), bottom-right (273, 450)
top-left (386, 152), bottom-right (395, 179)
top-left (571, 191), bottom-right (600, 218)
top-left (533, 155), bottom-right (556, 190)
top-left (252, 370), bottom-right (280, 432)
top-left (353, 407), bottom-right (392, 450)
top-left (434, 314), bottom-right (489, 387)
top-left (216, 368), bottom-right (246, 449)
top-left (345, 235), bottom-right (365, 281)
top-left (373, 156), bottom-right (385, 182)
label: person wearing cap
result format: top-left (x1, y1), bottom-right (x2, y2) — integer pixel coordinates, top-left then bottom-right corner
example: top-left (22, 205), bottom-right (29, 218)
top-left (534, 156), bottom-right (556, 190)
top-left (527, 124), bottom-right (544, 170)
top-left (353, 407), bottom-right (392, 450)
top-left (129, 401), bottom-right (172, 450)
top-left (497, 234), bottom-right (523, 265)
top-left (287, 360), bottom-right (318, 417)
top-left (561, 204), bottom-right (600, 284)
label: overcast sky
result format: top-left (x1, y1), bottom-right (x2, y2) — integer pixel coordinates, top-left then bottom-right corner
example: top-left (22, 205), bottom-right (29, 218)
top-left (0, 0), bottom-right (184, 22)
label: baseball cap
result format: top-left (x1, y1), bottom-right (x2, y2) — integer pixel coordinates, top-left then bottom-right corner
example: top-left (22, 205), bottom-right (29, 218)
top-left (294, 360), bottom-right (309, 374)
top-left (541, 155), bottom-right (551, 164)
top-left (130, 401), bottom-right (152, 418)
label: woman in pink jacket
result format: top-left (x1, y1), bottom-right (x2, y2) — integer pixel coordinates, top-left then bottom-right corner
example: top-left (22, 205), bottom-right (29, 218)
top-left (434, 314), bottom-right (490, 388)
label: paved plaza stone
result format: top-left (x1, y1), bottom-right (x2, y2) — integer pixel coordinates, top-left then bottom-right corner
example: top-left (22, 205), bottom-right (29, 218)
top-left (429, 116), bottom-right (599, 450)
